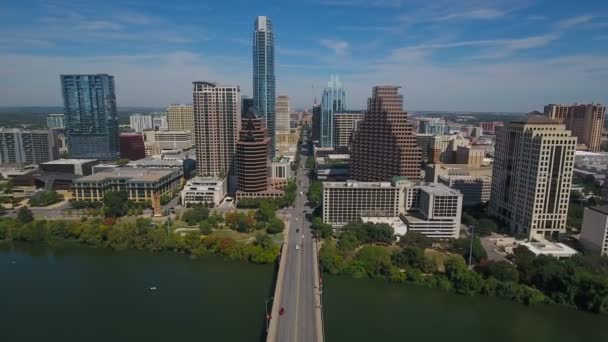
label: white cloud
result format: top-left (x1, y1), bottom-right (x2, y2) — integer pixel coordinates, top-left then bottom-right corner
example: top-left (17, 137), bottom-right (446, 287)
top-left (320, 39), bottom-right (350, 55)
top-left (556, 15), bottom-right (594, 30)
top-left (81, 20), bottom-right (123, 31)
top-left (434, 8), bottom-right (505, 21)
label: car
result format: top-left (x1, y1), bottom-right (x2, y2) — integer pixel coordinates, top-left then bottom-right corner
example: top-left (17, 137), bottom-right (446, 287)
top-left (296, 228), bottom-right (299, 233)
top-left (295, 245), bottom-right (299, 250)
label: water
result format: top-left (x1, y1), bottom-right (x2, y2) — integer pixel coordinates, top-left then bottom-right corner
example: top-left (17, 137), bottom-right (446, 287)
top-left (323, 276), bottom-right (608, 342)
top-left (0, 243), bottom-right (275, 341)
top-left (3, 244), bottom-right (607, 342)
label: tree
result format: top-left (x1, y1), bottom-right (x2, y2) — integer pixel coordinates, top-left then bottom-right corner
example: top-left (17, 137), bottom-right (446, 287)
top-left (354, 245), bottom-right (392, 277)
top-left (182, 206), bottom-right (210, 225)
top-left (476, 218), bottom-right (498, 237)
top-left (255, 233), bottom-right (275, 249)
top-left (103, 191), bottom-right (130, 217)
top-left (319, 240), bottom-right (345, 275)
top-left (391, 246), bottom-right (434, 273)
top-left (116, 158), bottom-right (130, 166)
top-left (445, 256), bottom-right (484, 295)
top-left (451, 236), bottom-right (487, 264)
top-left (266, 218), bottom-right (285, 234)
top-left (461, 212), bottom-right (477, 226)
top-left (311, 217), bottom-right (333, 238)
top-left (17, 207), bottom-right (34, 224)
top-left (307, 181), bottom-right (322, 207)
top-left (337, 230), bottom-right (359, 252)
top-left (257, 200), bottom-right (277, 222)
top-left (479, 260), bottom-right (519, 283)
top-left (398, 231), bottom-right (432, 249)
top-left (29, 190), bottom-right (63, 207)
top-left (160, 195), bottom-right (172, 205)
top-left (199, 221), bottom-right (212, 235)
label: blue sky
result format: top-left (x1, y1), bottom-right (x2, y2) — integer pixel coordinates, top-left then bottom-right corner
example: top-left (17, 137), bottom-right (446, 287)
top-left (0, 0), bottom-right (607, 111)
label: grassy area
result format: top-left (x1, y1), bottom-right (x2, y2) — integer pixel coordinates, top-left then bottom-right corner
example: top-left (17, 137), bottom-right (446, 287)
top-left (425, 249), bottom-right (458, 273)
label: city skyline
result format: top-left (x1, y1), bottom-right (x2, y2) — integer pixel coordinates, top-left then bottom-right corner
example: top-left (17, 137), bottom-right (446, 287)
top-left (0, 1), bottom-right (607, 112)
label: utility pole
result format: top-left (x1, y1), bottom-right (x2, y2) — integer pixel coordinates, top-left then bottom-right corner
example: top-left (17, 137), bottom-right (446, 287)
top-left (468, 224), bottom-right (475, 269)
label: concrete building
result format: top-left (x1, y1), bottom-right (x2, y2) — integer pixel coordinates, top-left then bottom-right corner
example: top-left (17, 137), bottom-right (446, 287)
top-left (489, 112), bottom-right (576, 240)
top-left (270, 157), bottom-right (291, 180)
top-left (166, 104), bottom-right (194, 132)
top-left (425, 163), bottom-right (493, 183)
top-left (181, 177), bottom-right (226, 207)
top-left (400, 183), bottom-right (463, 239)
top-left (415, 134), bottom-right (434, 162)
top-left (333, 111), bottom-right (363, 150)
top-left (581, 205), bottom-right (608, 256)
top-left (320, 75), bottom-right (347, 148)
top-left (276, 95), bottom-right (291, 133)
top-left (455, 145), bottom-right (485, 167)
top-left (478, 121), bottom-right (503, 135)
top-left (129, 114), bottom-right (153, 133)
top-left (418, 117), bottom-right (446, 135)
top-left (152, 116), bottom-right (168, 131)
top-left (276, 130), bottom-right (299, 161)
top-left (40, 159), bottom-right (98, 176)
top-left (439, 175), bottom-right (491, 206)
top-left (193, 81), bottom-right (240, 177)
top-left (574, 150), bottom-right (608, 172)
top-left (241, 97), bottom-right (255, 117)
top-left (72, 167), bottom-right (183, 202)
top-left (253, 16), bottom-right (276, 156)
top-left (61, 74), bottom-right (119, 160)
top-left (350, 86), bottom-right (421, 182)
top-left (0, 128), bottom-right (56, 166)
top-left (544, 103), bottom-right (606, 152)
top-left (431, 134), bottom-right (469, 164)
top-left (312, 104), bottom-right (321, 143)
top-left (143, 130), bottom-right (193, 151)
top-left (46, 114), bottom-right (65, 130)
top-left (119, 133), bottom-right (145, 160)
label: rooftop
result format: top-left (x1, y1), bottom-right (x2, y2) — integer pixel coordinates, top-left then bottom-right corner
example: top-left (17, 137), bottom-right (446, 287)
top-left (41, 159), bottom-right (97, 165)
top-left (512, 111), bottom-right (559, 125)
top-left (589, 205), bottom-right (608, 216)
top-left (74, 167), bottom-right (178, 183)
top-left (418, 182), bottom-right (462, 196)
top-left (324, 180), bottom-right (396, 189)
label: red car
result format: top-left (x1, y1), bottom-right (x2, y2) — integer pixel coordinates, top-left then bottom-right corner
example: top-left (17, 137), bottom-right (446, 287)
top-left (279, 307), bottom-right (285, 315)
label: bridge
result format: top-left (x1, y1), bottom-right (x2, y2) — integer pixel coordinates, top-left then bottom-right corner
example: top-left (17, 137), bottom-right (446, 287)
top-left (266, 143), bottom-right (324, 342)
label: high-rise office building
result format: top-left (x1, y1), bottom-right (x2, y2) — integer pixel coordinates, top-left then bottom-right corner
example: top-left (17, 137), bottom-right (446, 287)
top-left (61, 74), bottom-right (120, 160)
top-left (333, 111), bottom-right (363, 150)
top-left (166, 104), bottom-right (194, 132)
top-left (276, 95), bottom-right (291, 133)
top-left (478, 121), bottom-right (503, 135)
top-left (350, 86), bottom-right (421, 182)
top-left (119, 133), bottom-right (145, 160)
top-left (193, 81), bottom-right (240, 178)
top-left (0, 128), bottom-right (56, 166)
top-left (312, 104), bottom-right (321, 142)
top-left (544, 103), bottom-right (606, 152)
top-left (236, 112), bottom-right (270, 193)
top-left (320, 75), bottom-right (347, 148)
top-left (489, 112), bottom-right (576, 240)
top-left (241, 96), bottom-right (255, 117)
top-left (152, 115), bottom-right (168, 131)
top-left (46, 114), bottom-right (65, 130)
top-left (418, 117), bottom-right (446, 135)
top-left (253, 16), bottom-right (276, 156)
top-left (130, 114), bottom-right (153, 133)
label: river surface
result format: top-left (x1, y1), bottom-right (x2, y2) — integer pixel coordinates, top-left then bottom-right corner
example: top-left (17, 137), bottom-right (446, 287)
top-left (2, 244), bottom-right (607, 342)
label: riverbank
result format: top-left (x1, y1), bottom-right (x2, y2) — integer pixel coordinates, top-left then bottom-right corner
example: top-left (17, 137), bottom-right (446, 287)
top-left (0, 216), bottom-right (280, 265)
top-left (0, 243), bottom-right (274, 341)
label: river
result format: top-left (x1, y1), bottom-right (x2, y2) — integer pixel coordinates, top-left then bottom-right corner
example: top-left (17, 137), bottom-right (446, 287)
top-left (2, 244), bottom-right (607, 342)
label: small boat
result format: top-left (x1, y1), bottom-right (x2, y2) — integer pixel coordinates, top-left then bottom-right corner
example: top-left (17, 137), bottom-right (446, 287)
top-left (149, 286), bottom-right (157, 290)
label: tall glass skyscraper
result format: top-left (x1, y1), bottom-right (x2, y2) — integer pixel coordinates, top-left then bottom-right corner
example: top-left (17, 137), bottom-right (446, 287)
top-left (320, 75), bottom-right (347, 148)
top-left (61, 74), bottom-right (120, 160)
top-left (253, 16), bottom-right (276, 157)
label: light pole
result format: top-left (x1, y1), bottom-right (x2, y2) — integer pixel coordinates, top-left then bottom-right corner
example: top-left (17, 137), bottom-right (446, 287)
top-left (468, 224), bottom-right (475, 269)
top-left (265, 296), bottom-right (274, 332)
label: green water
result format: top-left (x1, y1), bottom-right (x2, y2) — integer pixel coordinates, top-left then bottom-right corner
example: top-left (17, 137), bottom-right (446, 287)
top-left (323, 276), bottom-right (608, 341)
top-left (3, 244), bottom-right (607, 342)
top-left (0, 243), bottom-right (275, 341)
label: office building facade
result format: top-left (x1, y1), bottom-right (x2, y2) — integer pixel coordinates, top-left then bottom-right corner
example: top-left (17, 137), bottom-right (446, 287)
top-left (580, 205), bottom-right (608, 256)
top-left (276, 95), bottom-right (291, 133)
top-left (119, 133), bottom-right (146, 160)
top-left (320, 75), bottom-right (347, 148)
top-left (333, 111), bottom-right (363, 150)
top-left (46, 114), bottom-right (65, 130)
top-left (350, 86), bottom-right (421, 182)
top-left (312, 104), bottom-right (321, 143)
top-left (129, 114), bottom-right (153, 133)
top-left (166, 104), bottom-right (194, 132)
top-left (61, 74), bottom-right (120, 160)
top-left (236, 112), bottom-right (270, 193)
top-left (193, 81), bottom-right (240, 178)
top-left (253, 16), bottom-right (276, 156)
top-left (439, 175), bottom-right (491, 206)
top-left (418, 118), bottom-right (446, 135)
top-left (181, 177), bottom-right (227, 207)
top-left (478, 121), bottom-right (504, 135)
top-left (489, 112), bottom-right (576, 239)
top-left (544, 104), bottom-right (606, 152)
top-left (0, 128), bottom-right (56, 166)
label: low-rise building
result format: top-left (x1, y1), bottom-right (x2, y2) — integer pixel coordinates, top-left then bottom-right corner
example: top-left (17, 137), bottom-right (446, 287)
top-left (143, 130), bottom-right (193, 151)
top-left (519, 240), bottom-right (578, 259)
top-left (40, 159), bottom-right (98, 176)
top-left (438, 175), bottom-right (491, 206)
top-left (181, 177), bottom-right (226, 207)
top-left (455, 145), bottom-right (485, 167)
top-left (425, 163), bottom-right (493, 183)
top-left (270, 157), bottom-right (291, 180)
top-left (580, 205), bottom-right (608, 256)
top-left (72, 167), bottom-right (183, 202)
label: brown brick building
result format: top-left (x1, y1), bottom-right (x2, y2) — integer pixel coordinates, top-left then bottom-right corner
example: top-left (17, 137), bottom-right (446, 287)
top-left (350, 86), bottom-right (421, 182)
top-left (236, 112), bottom-right (271, 193)
top-left (544, 103), bottom-right (606, 152)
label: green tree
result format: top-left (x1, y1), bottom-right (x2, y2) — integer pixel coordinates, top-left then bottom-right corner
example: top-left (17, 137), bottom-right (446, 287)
top-left (479, 260), bottom-right (519, 282)
top-left (391, 246), bottom-right (434, 273)
top-left (257, 200), bottom-right (277, 222)
top-left (307, 181), bottom-right (322, 207)
top-left (354, 245), bottom-right (392, 277)
top-left (103, 191), bottom-right (130, 217)
top-left (255, 233), bottom-right (275, 249)
top-left (17, 207), bottom-right (34, 224)
top-left (461, 212), bottom-right (477, 226)
top-left (29, 190), bottom-right (63, 207)
top-left (475, 218), bottom-right (498, 237)
top-left (398, 231), bottom-right (432, 249)
top-left (266, 218), bottom-right (285, 234)
top-left (337, 230), bottom-right (359, 252)
top-left (451, 236), bottom-right (487, 264)
top-left (199, 221), bottom-right (212, 235)
top-left (311, 217), bottom-right (333, 238)
top-left (182, 206), bottom-right (210, 225)
top-left (116, 158), bottom-right (130, 166)
top-left (445, 256), bottom-right (484, 295)
top-left (319, 240), bottom-right (345, 275)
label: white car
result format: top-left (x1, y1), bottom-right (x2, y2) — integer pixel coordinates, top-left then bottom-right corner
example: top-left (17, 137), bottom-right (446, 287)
top-left (295, 244), bottom-right (299, 250)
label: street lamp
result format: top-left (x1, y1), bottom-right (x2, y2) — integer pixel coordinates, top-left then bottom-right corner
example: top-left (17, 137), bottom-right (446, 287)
top-left (265, 296), bottom-right (274, 332)
top-left (468, 224), bottom-right (475, 269)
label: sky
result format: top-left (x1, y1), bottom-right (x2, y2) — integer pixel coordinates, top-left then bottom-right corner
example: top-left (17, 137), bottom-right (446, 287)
top-left (0, 0), bottom-right (607, 112)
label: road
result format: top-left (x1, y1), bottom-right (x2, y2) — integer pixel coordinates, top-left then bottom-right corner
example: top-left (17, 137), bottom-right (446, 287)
top-left (272, 139), bottom-right (323, 342)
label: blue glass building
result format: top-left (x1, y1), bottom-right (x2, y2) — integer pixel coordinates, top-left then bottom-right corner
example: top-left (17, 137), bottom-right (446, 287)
top-left (253, 16), bottom-right (276, 157)
top-left (61, 74), bottom-right (120, 160)
top-left (320, 75), bottom-right (347, 148)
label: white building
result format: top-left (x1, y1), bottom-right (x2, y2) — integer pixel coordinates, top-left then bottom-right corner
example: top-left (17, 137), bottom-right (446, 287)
top-left (46, 114), bottom-right (65, 130)
top-left (181, 177), bottom-right (226, 207)
top-left (489, 112), bottom-right (576, 240)
top-left (276, 96), bottom-right (291, 133)
top-left (400, 183), bottom-right (463, 239)
top-left (143, 130), bottom-right (193, 151)
top-left (270, 157), bottom-right (291, 180)
top-left (574, 150), bottom-right (608, 173)
top-left (580, 205), bottom-right (608, 256)
top-left (519, 240), bottom-right (578, 259)
top-left (130, 114), bottom-right (153, 132)
top-left (152, 116), bottom-right (168, 131)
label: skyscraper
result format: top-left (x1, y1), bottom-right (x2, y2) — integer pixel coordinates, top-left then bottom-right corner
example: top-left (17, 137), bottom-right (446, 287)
top-left (167, 104), bottom-right (194, 131)
top-left (46, 114), bottom-right (65, 130)
top-left (275, 95), bottom-right (291, 132)
top-left (489, 112), bottom-right (576, 240)
top-left (253, 16), bottom-right (276, 156)
top-left (193, 81), bottom-right (240, 178)
top-left (236, 111), bottom-right (271, 193)
top-left (0, 128), bottom-right (56, 166)
top-left (333, 111), bottom-right (363, 150)
top-left (312, 104), bottom-right (321, 143)
top-left (350, 86), bottom-right (421, 182)
top-left (320, 75), bottom-right (347, 148)
top-left (544, 103), bottom-right (606, 152)
top-left (61, 74), bottom-right (120, 160)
